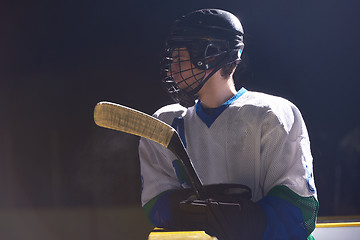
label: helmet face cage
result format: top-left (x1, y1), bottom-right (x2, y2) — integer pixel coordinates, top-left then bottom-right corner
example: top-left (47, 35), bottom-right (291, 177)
top-left (161, 46), bottom-right (206, 107)
top-left (161, 38), bottom-right (241, 107)
top-left (166, 47), bottom-right (206, 93)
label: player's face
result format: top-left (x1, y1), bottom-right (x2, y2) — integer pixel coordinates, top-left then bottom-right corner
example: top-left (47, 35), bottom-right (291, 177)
top-left (168, 48), bottom-right (206, 92)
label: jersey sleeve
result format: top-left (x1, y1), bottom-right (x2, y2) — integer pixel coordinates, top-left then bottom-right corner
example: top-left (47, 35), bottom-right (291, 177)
top-left (258, 99), bottom-right (318, 239)
top-left (139, 137), bottom-right (180, 206)
top-left (258, 186), bottom-right (318, 239)
top-left (260, 99), bottom-right (316, 197)
top-left (139, 103), bottom-right (188, 206)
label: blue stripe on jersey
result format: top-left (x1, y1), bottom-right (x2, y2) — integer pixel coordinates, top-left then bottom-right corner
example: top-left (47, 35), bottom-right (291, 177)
top-left (172, 159), bottom-right (191, 187)
top-left (258, 195), bottom-right (308, 240)
top-left (148, 190), bottom-right (174, 227)
top-left (171, 117), bottom-right (187, 148)
top-left (196, 87), bottom-right (247, 128)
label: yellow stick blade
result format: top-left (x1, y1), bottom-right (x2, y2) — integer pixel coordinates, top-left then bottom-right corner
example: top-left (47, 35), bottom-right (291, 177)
top-left (94, 101), bottom-right (175, 148)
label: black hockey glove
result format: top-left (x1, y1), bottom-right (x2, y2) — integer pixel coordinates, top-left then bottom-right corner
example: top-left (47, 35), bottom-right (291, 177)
top-left (168, 184), bottom-right (266, 240)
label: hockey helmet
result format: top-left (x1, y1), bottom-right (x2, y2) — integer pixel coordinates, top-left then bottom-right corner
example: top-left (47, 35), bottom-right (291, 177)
top-left (161, 9), bottom-right (245, 107)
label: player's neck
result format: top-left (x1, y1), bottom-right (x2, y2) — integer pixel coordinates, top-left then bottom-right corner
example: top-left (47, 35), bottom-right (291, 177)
top-left (198, 74), bottom-right (237, 109)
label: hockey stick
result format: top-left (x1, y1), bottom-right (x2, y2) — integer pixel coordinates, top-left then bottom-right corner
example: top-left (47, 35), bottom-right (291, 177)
top-left (94, 101), bottom-right (208, 199)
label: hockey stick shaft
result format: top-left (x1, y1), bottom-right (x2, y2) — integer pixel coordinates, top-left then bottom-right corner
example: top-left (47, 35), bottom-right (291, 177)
top-left (167, 134), bottom-right (208, 199)
top-left (94, 101), bottom-right (208, 199)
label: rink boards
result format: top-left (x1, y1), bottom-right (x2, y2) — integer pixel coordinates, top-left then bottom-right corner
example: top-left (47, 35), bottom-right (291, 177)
top-left (148, 217), bottom-right (360, 240)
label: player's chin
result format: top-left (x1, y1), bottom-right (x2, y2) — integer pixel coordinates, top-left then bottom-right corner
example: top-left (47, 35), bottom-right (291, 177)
top-left (178, 81), bottom-right (196, 91)
top-left (179, 86), bottom-right (196, 94)
top-left (175, 82), bottom-right (190, 91)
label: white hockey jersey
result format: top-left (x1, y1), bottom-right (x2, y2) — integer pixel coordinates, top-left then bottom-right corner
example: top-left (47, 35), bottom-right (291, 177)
top-left (139, 88), bottom-right (317, 206)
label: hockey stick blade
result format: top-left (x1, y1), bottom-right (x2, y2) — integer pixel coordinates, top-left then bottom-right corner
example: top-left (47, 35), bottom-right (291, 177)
top-left (93, 101), bottom-right (208, 199)
top-left (94, 101), bottom-right (175, 148)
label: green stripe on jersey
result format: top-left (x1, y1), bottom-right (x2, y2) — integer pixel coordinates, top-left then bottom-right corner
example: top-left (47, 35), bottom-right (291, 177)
top-left (143, 191), bottom-right (169, 225)
top-left (268, 185), bottom-right (319, 236)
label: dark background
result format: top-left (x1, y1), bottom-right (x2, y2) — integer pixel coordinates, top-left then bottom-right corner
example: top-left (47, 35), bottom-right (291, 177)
top-left (1, 0), bottom-right (359, 217)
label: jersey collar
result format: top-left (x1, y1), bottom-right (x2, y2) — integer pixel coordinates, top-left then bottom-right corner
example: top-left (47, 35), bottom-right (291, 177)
top-left (195, 87), bottom-right (247, 128)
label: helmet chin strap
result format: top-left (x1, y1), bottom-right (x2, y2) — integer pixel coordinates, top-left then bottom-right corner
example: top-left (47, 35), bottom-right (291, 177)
top-left (188, 51), bottom-right (232, 99)
top-left (172, 65), bottom-right (221, 108)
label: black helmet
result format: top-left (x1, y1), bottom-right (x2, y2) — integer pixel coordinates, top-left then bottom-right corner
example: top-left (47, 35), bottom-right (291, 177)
top-left (161, 9), bottom-right (244, 107)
